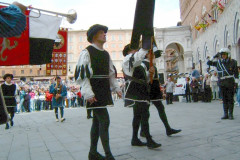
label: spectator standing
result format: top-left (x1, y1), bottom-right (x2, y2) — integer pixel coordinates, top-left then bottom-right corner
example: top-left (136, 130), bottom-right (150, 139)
top-left (23, 89), bottom-right (31, 112)
top-left (45, 89), bottom-right (53, 110)
top-left (39, 89), bottom-right (46, 110)
top-left (211, 71), bottom-right (219, 100)
top-left (66, 88), bottom-right (71, 108)
top-left (29, 89), bottom-right (35, 112)
top-left (203, 73), bottom-right (212, 102)
top-left (165, 77), bottom-right (175, 105)
top-left (190, 77), bottom-right (199, 102)
top-left (191, 66), bottom-right (200, 80)
top-left (49, 76), bottom-right (67, 122)
top-left (236, 67), bottom-right (240, 107)
top-left (76, 90), bottom-right (83, 107)
top-left (19, 87), bottom-right (26, 112)
top-left (183, 77), bottom-right (191, 103)
top-left (198, 75), bottom-right (205, 102)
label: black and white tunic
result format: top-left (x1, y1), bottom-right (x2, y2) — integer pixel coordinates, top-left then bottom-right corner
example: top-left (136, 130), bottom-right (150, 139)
top-left (122, 49), bottom-right (149, 107)
top-left (75, 44), bottom-right (120, 109)
top-left (1, 82), bottom-right (17, 113)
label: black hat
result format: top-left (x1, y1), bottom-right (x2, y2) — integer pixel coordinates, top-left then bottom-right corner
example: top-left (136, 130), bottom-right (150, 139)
top-left (154, 50), bottom-right (162, 58)
top-left (87, 24), bottom-right (108, 43)
top-left (123, 44), bottom-right (131, 57)
top-left (3, 73), bottom-right (13, 80)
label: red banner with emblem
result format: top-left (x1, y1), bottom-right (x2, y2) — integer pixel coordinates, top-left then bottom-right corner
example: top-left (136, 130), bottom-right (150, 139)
top-left (46, 29), bottom-right (68, 76)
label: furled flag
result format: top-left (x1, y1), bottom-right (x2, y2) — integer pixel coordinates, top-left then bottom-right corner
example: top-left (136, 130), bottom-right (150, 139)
top-left (0, 6), bottom-right (62, 66)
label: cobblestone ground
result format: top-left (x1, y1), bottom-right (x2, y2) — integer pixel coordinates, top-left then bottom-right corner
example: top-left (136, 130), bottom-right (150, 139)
top-left (0, 100), bottom-right (240, 160)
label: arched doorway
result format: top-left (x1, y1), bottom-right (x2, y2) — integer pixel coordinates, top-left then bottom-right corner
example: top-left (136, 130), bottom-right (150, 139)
top-left (165, 42), bottom-right (185, 76)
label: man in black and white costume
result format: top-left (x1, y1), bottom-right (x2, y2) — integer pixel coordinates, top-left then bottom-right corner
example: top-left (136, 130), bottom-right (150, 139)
top-left (122, 44), bottom-right (161, 149)
top-left (139, 55), bottom-right (182, 137)
top-left (1, 74), bottom-right (17, 129)
top-left (75, 24), bottom-right (122, 160)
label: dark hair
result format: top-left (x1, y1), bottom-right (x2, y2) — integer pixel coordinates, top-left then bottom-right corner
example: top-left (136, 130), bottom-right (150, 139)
top-left (123, 44), bottom-right (131, 57)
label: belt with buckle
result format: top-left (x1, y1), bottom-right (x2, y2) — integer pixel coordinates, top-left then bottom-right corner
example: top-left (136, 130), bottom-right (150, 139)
top-left (220, 76), bottom-right (234, 80)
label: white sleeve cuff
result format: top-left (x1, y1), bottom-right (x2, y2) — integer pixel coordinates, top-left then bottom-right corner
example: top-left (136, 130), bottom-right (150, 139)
top-left (153, 46), bottom-right (158, 53)
top-left (235, 79), bottom-right (239, 83)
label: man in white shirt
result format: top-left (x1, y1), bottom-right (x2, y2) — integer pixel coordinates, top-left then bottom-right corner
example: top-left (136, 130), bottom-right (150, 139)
top-left (165, 77), bottom-right (175, 104)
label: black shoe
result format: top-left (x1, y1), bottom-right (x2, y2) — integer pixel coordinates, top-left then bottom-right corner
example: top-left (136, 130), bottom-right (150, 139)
top-left (131, 138), bottom-right (147, 146)
top-left (5, 123), bottom-right (9, 130)
top-left (87, 116), bottom-right (93, 119)
top-left (105, 155), bottom-right (115, 160)
top-left (229, 114), bottom-right (234, 120)
top-left (221, 115), bottom-right (228, 120)
top-left (140, 131), bottom-right (152, 138)
top-left (166, 128), bottom-right (182, 136)
top-left (147, 140), bottom-right (161, 149)
top-left (10, 120), bottom-right (14, 126)
top-left (61, 118), bottom-right (66, 122)
top-left (88, 152), bottom-right (105, 160)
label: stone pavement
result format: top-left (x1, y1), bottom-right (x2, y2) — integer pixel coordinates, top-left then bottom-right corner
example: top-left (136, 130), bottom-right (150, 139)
top-left (1, 100), bottom-right (240, 160)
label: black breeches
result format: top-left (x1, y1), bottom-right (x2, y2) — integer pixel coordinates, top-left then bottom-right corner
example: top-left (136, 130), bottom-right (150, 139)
top-left (90, 108), bottom-right (112, 156)
top-left (152, 101), bottom-right (171, 130)
top-left (87, 109), bottom-right (92, 117)
top-left (7, 107), bottom-right (15, 121)
top-left (132, 102), bottom-right (151, 140)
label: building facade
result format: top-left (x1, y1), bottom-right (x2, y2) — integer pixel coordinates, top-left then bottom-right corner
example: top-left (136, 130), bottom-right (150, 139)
top-left (154, 26), bottom-right (193, 80)
top-left (179, 0), bottom-right (240, 73)
top-left (0, 65), bottom-right (45, 81)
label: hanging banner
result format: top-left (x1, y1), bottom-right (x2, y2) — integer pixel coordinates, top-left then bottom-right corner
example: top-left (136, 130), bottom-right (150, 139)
top-left (46, 28), bottom-right (68, 76)
top-left (0, 5), bottom-right (62, 66)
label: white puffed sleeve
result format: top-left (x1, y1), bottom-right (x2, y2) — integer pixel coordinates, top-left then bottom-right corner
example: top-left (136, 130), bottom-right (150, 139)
top-left (75, 49), bottom-right (94, 100)
top-left (122, 48), bottom-right (148, 76)
top-left (109, 57), bottom-right (121, 93)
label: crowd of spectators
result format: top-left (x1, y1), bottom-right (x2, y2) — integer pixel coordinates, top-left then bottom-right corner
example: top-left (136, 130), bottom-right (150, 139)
top-left (3, 77), bottom-right (126, 114)
top-left (10, 79), bottom-right (82, 113)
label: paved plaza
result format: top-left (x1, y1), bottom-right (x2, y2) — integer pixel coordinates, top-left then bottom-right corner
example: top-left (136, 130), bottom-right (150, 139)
top-left (1, 100), bottom-right (240, 160)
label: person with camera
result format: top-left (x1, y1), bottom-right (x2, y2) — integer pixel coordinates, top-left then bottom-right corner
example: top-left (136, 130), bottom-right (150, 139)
top-left (49, 76), bottom-right (67, 122)
top-left (207, 48), bottom-right (238, 120)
